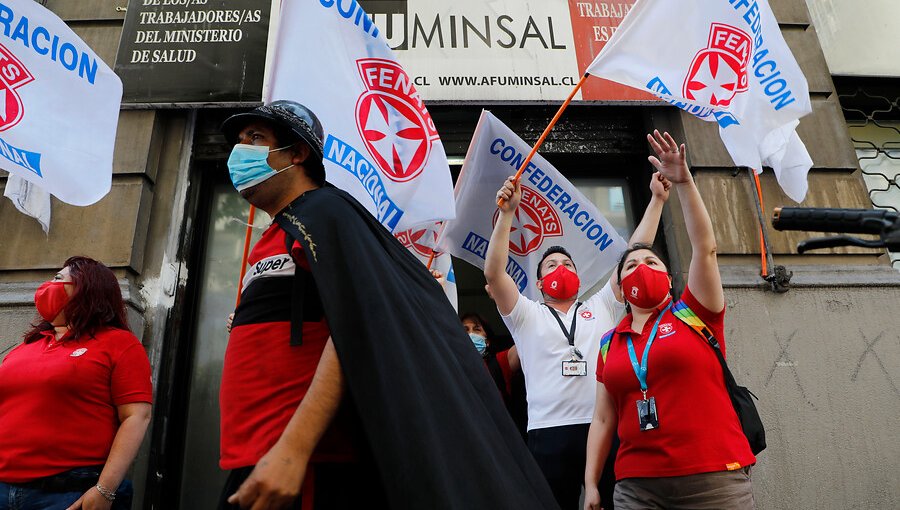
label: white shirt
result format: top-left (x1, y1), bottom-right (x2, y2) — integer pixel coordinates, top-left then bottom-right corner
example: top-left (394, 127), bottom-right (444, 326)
top-left (501, 281), bottom-right (625, 431)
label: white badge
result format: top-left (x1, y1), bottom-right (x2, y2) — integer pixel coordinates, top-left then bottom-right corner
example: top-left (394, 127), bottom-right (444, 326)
top-left (70, 348), bottom-right (88, 357)
top-left (561, 360), bottom-right (588, 377)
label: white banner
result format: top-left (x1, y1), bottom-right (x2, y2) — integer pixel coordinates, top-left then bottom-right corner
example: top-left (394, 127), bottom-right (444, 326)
top-left (0, 0), bottom-right (121, 206)
top-left (586, 0), bottom-right (813, 202)
top-left (439, 110), bottom-right (626, 301)
top-left (267, 0), bottom-right (455, 232)
top-left (395, 220), bottom-right (458, 310)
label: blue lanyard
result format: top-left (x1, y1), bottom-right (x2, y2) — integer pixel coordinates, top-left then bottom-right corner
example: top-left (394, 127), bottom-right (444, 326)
top-left (626, 302), bottom-right (673, 396)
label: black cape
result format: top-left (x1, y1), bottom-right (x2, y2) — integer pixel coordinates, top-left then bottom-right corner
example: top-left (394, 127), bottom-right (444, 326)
top-left (274, 186), bottom-right (559, 510)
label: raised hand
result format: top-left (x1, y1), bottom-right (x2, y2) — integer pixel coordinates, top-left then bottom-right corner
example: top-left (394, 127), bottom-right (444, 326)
top-left (647, 130), bottom-right (691, 184)
top-left (496, 175), bottom-right (522, 213)
top-left (649, 171), bottom-right (672, 202)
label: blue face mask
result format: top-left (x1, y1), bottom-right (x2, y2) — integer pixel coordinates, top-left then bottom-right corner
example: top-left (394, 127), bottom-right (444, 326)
top-left (468, 333), bottom-right (487, 356)
top-left (227, 144), bottom-right (294, 192)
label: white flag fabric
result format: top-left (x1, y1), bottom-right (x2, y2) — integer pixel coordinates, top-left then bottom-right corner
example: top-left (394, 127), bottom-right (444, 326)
top-left (267, 1), bottom-right (455, 232)
top-left (395, 221), bottom-right (458, 310)
top-left (439, 111), bottom-right (627, 302)
top-left (4, 173), bottom-right (50, 232)
top-left (0, 0), bottom-right (121, 206)
top-left (586, 0), bottom-right (813, 203)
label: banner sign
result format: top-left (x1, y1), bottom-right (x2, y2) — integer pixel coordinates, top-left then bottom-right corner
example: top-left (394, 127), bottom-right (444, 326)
top-left (0, 0), bottom-right (121, 206)
top-left (113, 0), bottom-right (651, 104)
top-left (439, 111), bottom-right (626, 301)
top-left (360, 0), bottom-right (649, 101)
top-left (267, 0), bottom-right (455, 233)
top-left (115, 0), bottom-right (272, 103)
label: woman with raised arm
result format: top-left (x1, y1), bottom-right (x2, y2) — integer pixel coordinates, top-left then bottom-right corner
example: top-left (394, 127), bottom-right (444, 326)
top-left (584, 131), bottom-right (755, 510)
top-left (0, 256), bottom-right (152, 510)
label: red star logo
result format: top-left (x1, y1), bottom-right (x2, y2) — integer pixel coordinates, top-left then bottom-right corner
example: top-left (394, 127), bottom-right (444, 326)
top-left (685, 51), bottom-right (741, 107)
top-left (358, 93), bottom-right (429, 182)
top-left (509, 206), bottom-right (544, 256)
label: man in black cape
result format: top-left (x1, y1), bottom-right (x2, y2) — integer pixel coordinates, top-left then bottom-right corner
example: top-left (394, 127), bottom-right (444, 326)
top-left (220, 100), bottom-right (559, 510)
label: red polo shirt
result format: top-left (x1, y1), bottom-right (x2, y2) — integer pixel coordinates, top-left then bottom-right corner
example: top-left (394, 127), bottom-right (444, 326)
top-left (0, 328), bottom-right (152, 483)
top-left (597, 286), bottom-right (755, 479)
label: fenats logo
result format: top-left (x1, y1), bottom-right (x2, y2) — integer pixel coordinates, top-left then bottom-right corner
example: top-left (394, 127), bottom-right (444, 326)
top-left (682, 23), bottom-right (752, 108)
top-left (395, 221), bottom-right (442, 257)
top-left (355, 58), bottom-right (439, 183)
top-left (492, 185), bottom-right (562, 256)
top-left (0, 43), bottom-right (34, 131)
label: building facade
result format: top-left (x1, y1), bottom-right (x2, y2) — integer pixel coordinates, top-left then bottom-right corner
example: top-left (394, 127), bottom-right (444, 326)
top-left (0, 0), bottom-right (897, 508)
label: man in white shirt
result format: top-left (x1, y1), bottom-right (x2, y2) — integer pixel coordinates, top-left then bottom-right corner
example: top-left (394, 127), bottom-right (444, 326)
top-left (485, 173), bottom-right (670, 509)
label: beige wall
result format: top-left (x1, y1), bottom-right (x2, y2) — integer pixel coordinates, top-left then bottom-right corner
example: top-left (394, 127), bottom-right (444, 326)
top-left (805, 0), bottom-right (900, 77)
top-left (0, 0), bottom-right (898, 508)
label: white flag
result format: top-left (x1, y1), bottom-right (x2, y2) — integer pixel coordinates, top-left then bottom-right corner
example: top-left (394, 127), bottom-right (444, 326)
top-left (0, 0), bottom-right (121, 206)
top-left (267, 1), bottom-right (455, 232)
top-left (439, 111), bottom-right (627, 302)
top-left (586, 0), bottom-right (813, 203)
top-left (395, 221), bottom-right (458, 310)
top-left (4, 173), bottom-right (50, 232)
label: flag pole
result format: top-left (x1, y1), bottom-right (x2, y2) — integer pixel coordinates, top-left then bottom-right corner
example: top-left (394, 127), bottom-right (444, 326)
top-left (234, 205), bottom-right (257, 307)
top-left (497, 73), bottom-right (590, 206)
top-left (748, 168), bottom-right (773, 277)
top-left (748, 168), bottom-right (791, 292)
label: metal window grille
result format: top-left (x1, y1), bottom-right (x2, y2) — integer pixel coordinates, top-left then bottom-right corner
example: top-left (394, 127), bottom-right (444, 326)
top-left (838, 80), bottom-right (900, 269)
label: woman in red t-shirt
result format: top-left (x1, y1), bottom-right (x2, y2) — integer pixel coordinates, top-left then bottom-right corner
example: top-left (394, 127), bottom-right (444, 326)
top-left (0, 256), bottom-right (152, 510)
top-left (584, 132), bottom-right (755, 510)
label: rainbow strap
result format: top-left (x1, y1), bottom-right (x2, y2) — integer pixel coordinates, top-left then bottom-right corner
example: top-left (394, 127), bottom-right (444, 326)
top-left (671, 300), bottom-right (718, 347)
top-left (600, 300), bottom-right (718, 363)
top-left (599, 329), bottom-right (615, 362)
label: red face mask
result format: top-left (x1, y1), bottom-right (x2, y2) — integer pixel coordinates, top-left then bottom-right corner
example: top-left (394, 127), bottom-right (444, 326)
top-left (34, 281), bottom-right (70, 322)
top-left (540, 265), bottom-right (580, 300)
top-left (620, 264), bottom-right (670, 309)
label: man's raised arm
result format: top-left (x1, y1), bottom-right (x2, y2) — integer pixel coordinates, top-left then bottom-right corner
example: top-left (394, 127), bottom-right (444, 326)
top-left (485, 176), bottom-right (523, 315)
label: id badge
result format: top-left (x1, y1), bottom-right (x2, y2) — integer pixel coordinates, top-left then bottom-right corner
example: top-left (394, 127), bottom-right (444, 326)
top-left (561, 360), bottom-right (587, 377)
top-left (636, 397), bottom-right (659, 431)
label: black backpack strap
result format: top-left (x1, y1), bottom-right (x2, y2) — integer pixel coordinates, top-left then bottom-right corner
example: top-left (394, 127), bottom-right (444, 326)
top-left (283, 230), bottom-right (305, 347)
top-left (279, 222), bottom-right (325, 348)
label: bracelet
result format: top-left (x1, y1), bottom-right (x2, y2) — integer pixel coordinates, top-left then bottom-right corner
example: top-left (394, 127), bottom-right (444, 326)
top-left (95, 483), bottom-right (116, 502)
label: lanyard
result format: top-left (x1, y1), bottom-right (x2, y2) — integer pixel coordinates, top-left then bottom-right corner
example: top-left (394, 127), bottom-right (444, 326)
top-left (626, 302), bottom-right (673, 396)
top-left (545, 302), bottom-right (582, 349)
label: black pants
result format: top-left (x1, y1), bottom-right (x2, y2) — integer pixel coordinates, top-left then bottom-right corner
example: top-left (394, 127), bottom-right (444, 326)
top-left (218, 462), bottom-right (387, 510)
top-left (528, 424), bottom-right (618, 510)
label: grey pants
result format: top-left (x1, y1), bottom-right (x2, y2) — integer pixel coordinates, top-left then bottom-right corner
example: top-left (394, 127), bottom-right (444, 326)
top-left (613, 467), bottom-right (754, 510)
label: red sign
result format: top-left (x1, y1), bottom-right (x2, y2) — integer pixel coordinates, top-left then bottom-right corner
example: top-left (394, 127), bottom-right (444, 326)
top-left (566, 0), bottom-right (657, 101)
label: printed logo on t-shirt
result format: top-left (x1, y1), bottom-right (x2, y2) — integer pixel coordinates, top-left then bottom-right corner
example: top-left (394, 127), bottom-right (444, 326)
top-left (70, 348), bottom-right (87, 357)
top-left (580, 309), bottom-right (594, 321)
top-left (242, 254), bottom-right (296, 289)
top-left (658, 323), bottom-right (676, 338)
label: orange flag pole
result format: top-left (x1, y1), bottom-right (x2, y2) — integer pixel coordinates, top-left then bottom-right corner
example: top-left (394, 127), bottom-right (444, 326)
top-left (497, 73), bottom-right (590, 207)
top-left (234, 205), bottom-right (257, 307)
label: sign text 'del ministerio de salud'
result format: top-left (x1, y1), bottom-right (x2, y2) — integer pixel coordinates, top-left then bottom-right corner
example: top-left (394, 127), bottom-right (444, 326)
top-left (115, 0), bottom-right (651, 104)
top-left (115, 0), bottom-right (271, 104)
